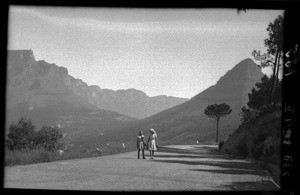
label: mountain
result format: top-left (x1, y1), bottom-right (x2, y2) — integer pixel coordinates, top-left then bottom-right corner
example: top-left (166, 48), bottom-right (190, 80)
top-left (5, 50), bottom-right (188, 146)
top-left (6, 50), bottom-right (264, 154)
top-left (6, 50), bottom-right (137, 144)
top-left (84, 88), bottom-right (188, 119)
top-left (6, 50), bottom-right (188, 120)
top-left (81, 58), bottom-right (264, 152)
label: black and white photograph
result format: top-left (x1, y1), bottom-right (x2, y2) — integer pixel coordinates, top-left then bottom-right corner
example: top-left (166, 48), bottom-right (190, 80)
top-left (3, 2), bottom-right (298, 192)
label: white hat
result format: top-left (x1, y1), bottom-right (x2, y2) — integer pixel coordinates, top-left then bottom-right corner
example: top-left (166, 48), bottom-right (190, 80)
top-left (150, 128), bottom-right (156, 134)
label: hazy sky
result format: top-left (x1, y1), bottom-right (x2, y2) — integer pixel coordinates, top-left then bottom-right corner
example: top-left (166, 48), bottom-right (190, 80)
top-left (8, 7), bottom-right (283, 98)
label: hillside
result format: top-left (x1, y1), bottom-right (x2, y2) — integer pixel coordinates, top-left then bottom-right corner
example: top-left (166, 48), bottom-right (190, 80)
top-left (6, 50), bottom-right (188, 120)
top-left (6, 50), bottom-right (137, 143)
top-left (77, 58), bottom-right (264, 152)
top-left (220, 109), bottom-right (281, 184)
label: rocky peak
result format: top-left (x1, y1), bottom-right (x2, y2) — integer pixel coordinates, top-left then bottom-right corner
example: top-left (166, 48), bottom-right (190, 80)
top-left (192, 58), bottom-right (263, 102)
top-left (216, 58), bottom-right (263, 85)
top-left (7, 49), bottom-right (35, 62)
top-left (7, 50), bottom-right (36, 77)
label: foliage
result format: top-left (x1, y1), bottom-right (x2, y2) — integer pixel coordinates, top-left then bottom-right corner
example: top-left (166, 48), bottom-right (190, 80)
top-left (247, 75), bottom-right (272, 112)
top-left (252, 14), bottom-right (284, 105)
top-left (240, 106), bottom-right (254, 122)
top-left (34, 126), bottom-right (63, 151)
top-left (204, 104), bottom-right (232, 120)
top-left (252, 15), bottom-right (283, 69)
top-left (6, 117), bottom-right (37, 151)
top-left (6, 118), bottom-right (63, 152)
top-left (204, 103), bottom-right (232, 142)
top-left (265, 15), bottom-right (284, 55)
top-left (240, 75), bottom-right (281, 122)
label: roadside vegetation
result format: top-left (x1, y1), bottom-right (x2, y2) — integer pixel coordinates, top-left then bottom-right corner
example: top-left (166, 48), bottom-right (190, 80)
top-left (220, 14), bottom-right (284, 185)
top-left (4, 117), bottom-right (103, 166)
top-left (5, 117), bottom-right (61, 166)
top-left (4, 117), bottom-right (147, 166)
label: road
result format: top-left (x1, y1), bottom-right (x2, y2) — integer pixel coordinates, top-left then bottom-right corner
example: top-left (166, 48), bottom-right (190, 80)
top-left (4, 145), bottom-right (279, 191)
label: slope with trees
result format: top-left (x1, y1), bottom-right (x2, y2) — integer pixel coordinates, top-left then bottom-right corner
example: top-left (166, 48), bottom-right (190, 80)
top-left (252, 14), bottom-right (283, 106)
top-left (220, 14), bottom-right (284, 185)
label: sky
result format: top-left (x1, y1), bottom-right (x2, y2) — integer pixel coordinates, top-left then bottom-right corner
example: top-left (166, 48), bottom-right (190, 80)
top-left (7, 7), bottom-right (283, 98)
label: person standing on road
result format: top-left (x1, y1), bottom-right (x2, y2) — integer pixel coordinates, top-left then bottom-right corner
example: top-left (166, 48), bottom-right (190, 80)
top-left (147, 128), bottom-right (158, 159)
top-left (137, 130), bottom-right (146, 159)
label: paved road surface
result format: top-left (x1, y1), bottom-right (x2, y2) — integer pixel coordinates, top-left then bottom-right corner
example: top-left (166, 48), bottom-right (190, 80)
top-left (4, 145), bottom-right (279, 191)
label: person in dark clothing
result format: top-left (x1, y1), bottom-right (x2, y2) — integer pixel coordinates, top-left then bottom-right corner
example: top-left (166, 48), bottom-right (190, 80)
top-left (137, 130), bottom-right (146, 159)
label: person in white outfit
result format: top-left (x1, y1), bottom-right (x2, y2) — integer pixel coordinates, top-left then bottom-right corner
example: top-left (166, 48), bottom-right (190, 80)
top-left (147, 128), bottom-right (158, 159)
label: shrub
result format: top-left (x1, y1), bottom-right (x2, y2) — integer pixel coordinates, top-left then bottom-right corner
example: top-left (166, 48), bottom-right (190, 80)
top-left (6, 118), bottom-right (63, 152)
top-left (6, 117), bottom-right (37, 151)
top-left (34, 125), bottom-right (63, 151)
top-left (5, 118), bottom-right (65, 166)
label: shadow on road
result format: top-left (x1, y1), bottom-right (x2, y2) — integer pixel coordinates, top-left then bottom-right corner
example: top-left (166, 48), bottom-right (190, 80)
top-left (158, 146), bottom-right (218, 154)
top-left (153, 159), bottom-right (261, 169)
top-left (221, 181), bottom-right (279, 191)
top-left (157, 146), bottom-right (236, 160)
top-left (153, 146), bottom-right (269, 178)
top-left (154, 154), bottom-right (210, 159)
top-left (188, 168), bottom-right (268, 176)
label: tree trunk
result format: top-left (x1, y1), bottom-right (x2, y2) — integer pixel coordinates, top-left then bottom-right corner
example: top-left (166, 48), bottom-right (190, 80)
top-left (273, 52), bottom-right (282, 106)
top-left (270, 51), bottom-right (279, 105)
top-left (216, 118), bottom-right (219, 143)
top-left (275, 52), bottom-right (281, 80)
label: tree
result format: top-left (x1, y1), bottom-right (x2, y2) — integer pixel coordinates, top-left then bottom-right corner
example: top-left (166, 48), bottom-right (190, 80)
top-left (247, 75), bottom-right (272, 112)
top-left (34, 125), bottom-right (63, 151)
top-left (240, 74), bottom-right (282, 122)
top-left (252, 14), bottom-right (284, 105)
top-left (6, 117), bottom-right (37, 150)
top-left (204, 103), bottom-right (232, 143)
top-left (240, 106), bottom-right (253, 122)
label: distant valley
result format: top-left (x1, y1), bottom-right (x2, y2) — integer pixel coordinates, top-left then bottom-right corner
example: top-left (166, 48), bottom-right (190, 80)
top-left (66, 58), bottom-right (264, 152)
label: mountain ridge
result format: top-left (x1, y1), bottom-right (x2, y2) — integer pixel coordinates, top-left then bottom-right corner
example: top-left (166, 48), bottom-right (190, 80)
top-left (6, 50), bottom-right (188, 119)
top-left (82, 57), bottom-right (265, 150)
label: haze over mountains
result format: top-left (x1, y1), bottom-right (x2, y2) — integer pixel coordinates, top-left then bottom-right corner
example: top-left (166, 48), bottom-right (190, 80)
top-left (83, 58), bottom-right (264, 150)
top-left (6, 50), bottom-right (264, 151)
top-left (6, 50), bottom-right (188, 129)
